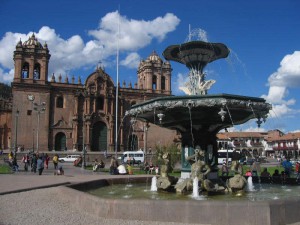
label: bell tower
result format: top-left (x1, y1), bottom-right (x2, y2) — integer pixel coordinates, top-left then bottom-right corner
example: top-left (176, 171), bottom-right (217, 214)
top-left (137, 51), bottom-right (172, 95)
top-left (11, 34), bottom-right (51, 152)
top-left (13, 33), bottom-right (51, 84)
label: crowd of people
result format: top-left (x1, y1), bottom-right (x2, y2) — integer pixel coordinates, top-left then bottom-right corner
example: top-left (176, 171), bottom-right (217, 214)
top-left (5, 151), bottom-right (63, 176)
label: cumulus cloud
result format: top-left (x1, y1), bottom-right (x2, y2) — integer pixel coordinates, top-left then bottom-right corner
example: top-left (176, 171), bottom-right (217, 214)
top-left (0, 11), bottom-right (180, 84)
top-left (262, 51), bottom-right (300, 119)
top-left (120, 53), bottom-right (141, 69)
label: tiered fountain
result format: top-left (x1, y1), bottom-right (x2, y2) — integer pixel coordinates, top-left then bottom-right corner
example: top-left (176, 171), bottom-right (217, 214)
top-left (65, 40), bottom-right (300, 225)
top-left (126, 40), bottom-right (271, 194)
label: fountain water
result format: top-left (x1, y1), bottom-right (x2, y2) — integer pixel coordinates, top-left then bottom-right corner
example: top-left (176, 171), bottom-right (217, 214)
top-left (150, 176), bottom-right (158, 192)
top-left (192, 177), bottom-right (200, 198)
top-left (247, 176), bottom-right (255, 192)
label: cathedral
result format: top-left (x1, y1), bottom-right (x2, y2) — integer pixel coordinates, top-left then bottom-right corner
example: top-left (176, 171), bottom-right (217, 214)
top-left (9, 34), bottom-right (177, 153)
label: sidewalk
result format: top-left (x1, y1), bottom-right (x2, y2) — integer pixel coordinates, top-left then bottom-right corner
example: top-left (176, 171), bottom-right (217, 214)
top-left (0, 163), bottom-right (109, 195)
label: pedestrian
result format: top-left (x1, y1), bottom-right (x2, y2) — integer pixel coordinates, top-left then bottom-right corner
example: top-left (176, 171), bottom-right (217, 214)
top-left (53, 154), bottom-right (59, 170)
top-left (22, 154), bottom-right (30, 171)
top-left (37, 156), bottom-right (44, 175)
top-left (221, 162), bottom-right (228, 176)
top-left (31, 153), bottom-right (37, 173)
top-left (155, 165), bottom-right (159, 175)
top-left (282, 158), bottom-right (293, 177)
top-left (251, 160), bottom-right (261, 176)
top-left (44, 153), bottom-right (50, 169)
top-left (260, 168), bottom-right (271, 177)
top-left (110, 156), bottom-right (119, 175)
top-left (295, 162), bottom-right (300, 182)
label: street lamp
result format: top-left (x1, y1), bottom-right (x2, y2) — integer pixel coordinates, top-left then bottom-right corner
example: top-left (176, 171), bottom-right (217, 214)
top-left (82, 115), bottom-right (86, 169)
top-left (33, 102), bottom-right (46, 152)
top-left (144, 122), bottom-right (150, 160)
top-left (13, 109), bottom-right (19, 159)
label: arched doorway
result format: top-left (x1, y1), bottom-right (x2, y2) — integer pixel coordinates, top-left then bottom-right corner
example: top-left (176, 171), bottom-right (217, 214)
top-left (128, 134), bottom-right (138, 150)
top-left (55, 132), bottom-right (66, 151)
top-left (92, 121), bottom-right (107, 151)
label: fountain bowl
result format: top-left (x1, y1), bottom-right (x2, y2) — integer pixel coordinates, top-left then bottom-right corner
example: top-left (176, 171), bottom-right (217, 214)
top-left (58, 176), bottom-right (300, 225)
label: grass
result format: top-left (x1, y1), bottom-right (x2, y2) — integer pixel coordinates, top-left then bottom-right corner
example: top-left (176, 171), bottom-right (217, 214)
top-left (0, 164), bottom-right (12, 174)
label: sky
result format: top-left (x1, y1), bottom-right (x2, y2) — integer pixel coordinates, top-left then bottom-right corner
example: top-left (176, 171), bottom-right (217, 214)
top-left (0, 0), bottom-right (300, 133)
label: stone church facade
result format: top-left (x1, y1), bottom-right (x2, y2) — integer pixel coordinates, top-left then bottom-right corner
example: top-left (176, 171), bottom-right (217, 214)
top-left (10, 34), bottom-right (178, 153)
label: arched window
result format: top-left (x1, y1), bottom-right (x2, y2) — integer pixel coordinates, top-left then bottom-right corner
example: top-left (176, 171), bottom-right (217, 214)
top-left (152, 75), bottom-right (157, 90)
top-left (96, 96), bottom-right (104, 110)
top-left (128, 134), bottom-right (138, 151)
top-left (33, 63), bottom-right (40, 80)
top-left (161, 76), bottom-right (166, 90)
top-left (22, 62), bottom-right (29, 78)
top-left (56, 96), bottom-right (63, 108)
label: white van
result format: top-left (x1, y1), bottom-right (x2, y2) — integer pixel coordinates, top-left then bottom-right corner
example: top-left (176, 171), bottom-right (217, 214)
top-left (119, 150), bottom-right (145, 165)
top-left (217, 149), bottom-right (233, 165)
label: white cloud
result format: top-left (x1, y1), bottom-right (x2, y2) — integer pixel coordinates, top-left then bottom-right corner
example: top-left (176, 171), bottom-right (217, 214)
top-left (0, 68), bottom-right (14, 84)
top-left (120, 53), bottom-right (141, 69)
top-left (262, 51), bottom-right (300, 119)
top-left (0, 12), bottom-right (180, 84)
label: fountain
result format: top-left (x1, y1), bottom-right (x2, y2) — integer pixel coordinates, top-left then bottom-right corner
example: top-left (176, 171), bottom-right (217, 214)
top-left (126, 40), bottom-right (271, 195)
top-left (61, 39), bottom-right (300, 225)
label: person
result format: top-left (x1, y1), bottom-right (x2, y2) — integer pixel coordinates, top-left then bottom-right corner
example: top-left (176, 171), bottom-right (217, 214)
top-left (251, 160), bottom-right (261, 176)
top-left (55, 165), bottom-right (64, 175)
top-left (37, 156), bottom-right (44, 175)
top-left (93, 159), bottom-right (100, 172)
top-left (110, 156), bottom-right (119, 175)
top-left (149, 162), bottom-right (155, 174)
top-left (99, 159), bottom-right (105, 168)
top-left (12, 157), bottom-right (19, 172)
top-left (282, 158), bottom-right (293, 177)
top-left (144, 161), bottom-right (150, 174)
top-left (127, 163), bottom-right (133, 175)
top-left (44, 153), bottom-right (50, 169)
top-left (272, 169), bottom-right (280, 177)
top-left (295, 162), bottom-right (300, 182)
top-left (22, 154), bottom-right (30, 171)
top-left (155, 165), bottom-right (159, 175)
top-left (53, 154), bottom-right (59, 170)
top-left (260, 168), bottom-right (271, 177)
top-left (245, 170), bottom-right (252, 177)
top-left (221, 162), bottom-right (228, 176)
top-left (230, 150), bottom-right (243, 175)
top-left (117, 163), bottom-right (127, 175)
top-left (31, 153), bottom-right (37, 173)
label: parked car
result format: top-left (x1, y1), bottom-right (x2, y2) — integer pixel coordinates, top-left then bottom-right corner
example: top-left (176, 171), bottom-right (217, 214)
top-left (58, 155), bottom-right (81, 163)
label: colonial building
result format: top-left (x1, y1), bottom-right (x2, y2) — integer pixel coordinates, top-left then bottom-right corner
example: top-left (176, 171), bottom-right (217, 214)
top-left (217, 130), bottom-right (300, 158)
top-left (10, 34), bottom-right (177, 153)
top-left (0, 83), bottom-right (12, 150)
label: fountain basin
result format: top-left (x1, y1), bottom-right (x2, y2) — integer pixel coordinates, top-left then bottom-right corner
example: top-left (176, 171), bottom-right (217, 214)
top-left (59, 176), bottom-right (300, 225)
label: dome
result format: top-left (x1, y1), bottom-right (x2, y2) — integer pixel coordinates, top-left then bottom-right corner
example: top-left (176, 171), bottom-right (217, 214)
top-left (23, 33), bottom-right (43, 48)
top-left (147, 51), bottom-right (162, 63)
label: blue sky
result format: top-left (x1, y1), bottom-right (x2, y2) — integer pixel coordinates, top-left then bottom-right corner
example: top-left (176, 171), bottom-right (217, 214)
top-left (0, 0), bottom-right (300, 133)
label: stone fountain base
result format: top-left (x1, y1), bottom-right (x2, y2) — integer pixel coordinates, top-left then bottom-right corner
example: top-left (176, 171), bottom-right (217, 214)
top-left (60, 176), bottom-right (300, 225)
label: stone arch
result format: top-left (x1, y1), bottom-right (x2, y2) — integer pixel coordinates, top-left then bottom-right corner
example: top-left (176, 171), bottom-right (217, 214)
top-left (55, 132), bottom-right (66, 151)
top-left (128, 134), bottom-right (138, 150)
top-left (34, 63), bottom-right (41, 80)
top-left (22, 62), bottom-right (29, 78)
top-left (91, 121), bottom-right (107, 151)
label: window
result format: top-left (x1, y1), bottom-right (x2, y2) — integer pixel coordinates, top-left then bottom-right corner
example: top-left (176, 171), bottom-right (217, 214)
top-left (27, 110), bottom-right (32, 116)
top-left (56, 96), bottom-right (63, 108)
top-left (96, 96), bottom-right (104, 110)
top-left (22, 63), bottom-right (29, 78)
top-left (161, 76), bottom-right (166, 90)
top-left (152, 75), bottom-right (157, 90)
top-left (33, 63), bottom-right (40, 80)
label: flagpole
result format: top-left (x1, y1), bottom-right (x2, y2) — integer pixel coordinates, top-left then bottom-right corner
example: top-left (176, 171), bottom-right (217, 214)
top-left (115, 8), bottom-right (120, 158)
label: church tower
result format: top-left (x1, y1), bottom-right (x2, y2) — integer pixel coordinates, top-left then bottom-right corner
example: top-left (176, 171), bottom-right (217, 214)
top-left (11, 34), bottom-right (51, 152)
top-left (137, 51), bottom-right (172, 94)
top-left (13, 33), bottom-right (51, 84)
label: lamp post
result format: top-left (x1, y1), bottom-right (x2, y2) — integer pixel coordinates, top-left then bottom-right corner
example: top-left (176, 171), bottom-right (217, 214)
top-left (13, 109), bottom-right (19, 159)
top-left (144, 122), bottom-right (149, 160)
top-left (82, 115), bottom-right (86, 169)
top-left (33, 102), bottom-right (46, 152)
